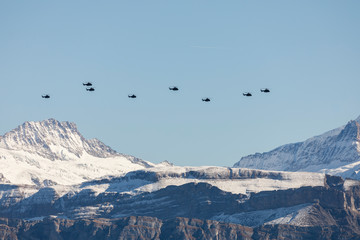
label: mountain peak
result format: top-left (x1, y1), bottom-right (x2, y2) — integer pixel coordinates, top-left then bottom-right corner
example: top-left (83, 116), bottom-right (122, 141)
top-left (233, 116), bottom-right (360, 178)
top-left (0, 119), bottom-right (117, 160)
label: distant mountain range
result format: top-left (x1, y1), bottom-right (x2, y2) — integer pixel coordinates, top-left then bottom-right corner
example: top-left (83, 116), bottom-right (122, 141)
top-left (234, 116), bottom-right (360, 179)
top-left (1, 118), bottom-right (360, 239)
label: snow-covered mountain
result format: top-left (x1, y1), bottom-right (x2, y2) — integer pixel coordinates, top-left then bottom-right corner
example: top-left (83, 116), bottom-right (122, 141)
top-left (0, 119), bottom-right (154, 186)
top-left (0, 118), bottom-right (117, 160)
top-left (234, 116), bottom-right (360, 179)
top-left (2, 118), bottom-right (360, 239)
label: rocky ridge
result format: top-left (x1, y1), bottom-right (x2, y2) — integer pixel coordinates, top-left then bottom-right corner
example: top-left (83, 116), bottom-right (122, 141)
top-left (0, 119), bottom-right (118, 160)
top-left (1, 118), bottom-right (360, 239)
top-left (234, 116), bottom-right (360, 179)
top-left (1, 175), bottom-right (360, 239)
top-left (1, 216), bottom-right (360, 240)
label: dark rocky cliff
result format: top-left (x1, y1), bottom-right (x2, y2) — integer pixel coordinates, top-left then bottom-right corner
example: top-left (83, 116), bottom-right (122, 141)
top-left (0, 176), bottom-right (360, 239)
top-left (1, 216), bottom-right (360, 240)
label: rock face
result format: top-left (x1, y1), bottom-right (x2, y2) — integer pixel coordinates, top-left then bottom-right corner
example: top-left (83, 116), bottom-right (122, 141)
top-left (1, 202), bottom-right (360, 240)
top-left (0, 217), bottom-right (254, 240)
top-left (233, 117), bottom-right (360, 179)
top-left (0, 174), bottom-right (360, 239)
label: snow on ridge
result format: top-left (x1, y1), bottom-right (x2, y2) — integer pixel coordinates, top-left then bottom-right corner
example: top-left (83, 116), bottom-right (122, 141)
top-left (234, 118), bottom-right (360, 178)
top-left (1, 162), bottom-right (346, 219)
top-left (0, 165), bottom-right (327, 208)
top-left (0, 119), bottom-right (118, 160)
top-left (0, 148), bottom-right (149, 186)
top-left (78, 166), bottom-right (326, 196)
top-left (5, 165), bottom-right (322, 199)
top-left (211, 203), bottom-right (313, 227)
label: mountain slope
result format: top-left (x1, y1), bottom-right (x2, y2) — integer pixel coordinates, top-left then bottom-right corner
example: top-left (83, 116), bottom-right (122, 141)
top-left (1, 119), bottom-right (360, 239)
top-left (1, 118), bottom-right (126, 160)
top-left (233, 117), bottom-right (360, 179)
top-left (1, 169), bottom-right (360, 239)
top-left (0, 119), bottom-right (154, 186)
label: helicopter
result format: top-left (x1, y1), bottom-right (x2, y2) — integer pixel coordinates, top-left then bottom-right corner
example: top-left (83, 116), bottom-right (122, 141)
top-left (128, 94), bottom-right (137, 98)
top-left (169, 86), bottom-right (179, 91)
top-left (86, 87), bottom-right (95, 91)
top-left (202, 98), bottom-right (211, 102)
top-left (260, 88), bottom-right (270, 93)
top-left (42, 94), bottom-right (50, 99)
top-left (83, 82), bottom-right (92, 86)
top-left (243, 92), bottom-right (252, 97)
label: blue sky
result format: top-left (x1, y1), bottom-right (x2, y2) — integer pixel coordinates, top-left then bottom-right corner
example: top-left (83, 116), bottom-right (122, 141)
top-left (1, 1), bottom-right (359, 166)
